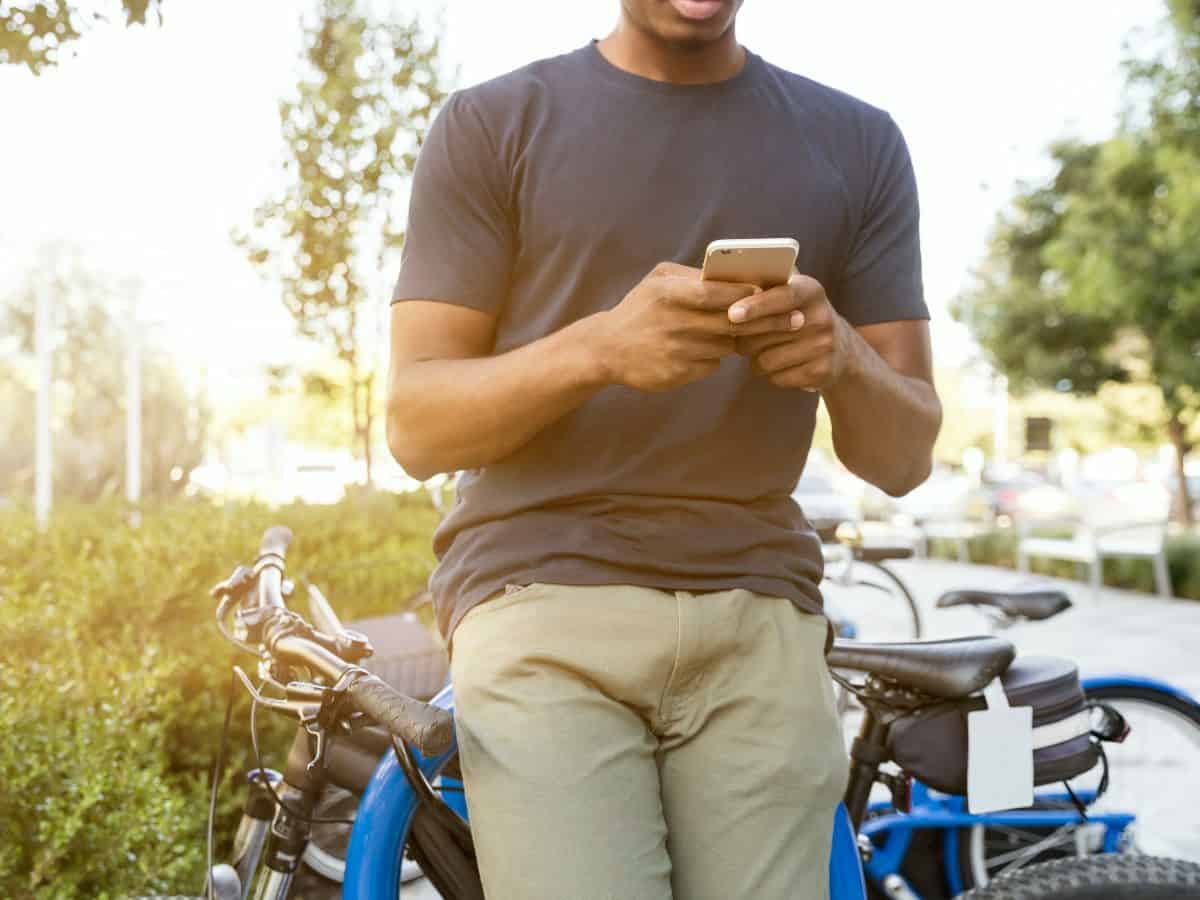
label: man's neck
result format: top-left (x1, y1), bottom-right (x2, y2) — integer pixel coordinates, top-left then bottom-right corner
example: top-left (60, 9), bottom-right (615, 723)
top-left (596, 22), bottom-right (744, 85)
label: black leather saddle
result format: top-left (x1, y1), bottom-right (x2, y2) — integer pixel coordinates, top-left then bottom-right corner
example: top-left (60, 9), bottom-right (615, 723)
top-left (936, 588), bottom-right (1072, 622)
top-left (854, 544), bottom-right (915, 563)
top-left (827, 636), bottom-right (1016, 700)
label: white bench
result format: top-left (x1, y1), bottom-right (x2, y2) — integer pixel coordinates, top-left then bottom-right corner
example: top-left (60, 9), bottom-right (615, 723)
top-left (919, 518), bottom-right (990, 563)
top-left (1016, 488), bottom-right (1171, 598)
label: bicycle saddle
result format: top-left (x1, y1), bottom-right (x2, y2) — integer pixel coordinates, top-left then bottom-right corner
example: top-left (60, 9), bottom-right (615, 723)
top-left (854, 544), bottom-right (915, 563)
top-left (827, 636), bottom-right (1016, 700)
top-left (936, 588), bottom-right (1072, 622)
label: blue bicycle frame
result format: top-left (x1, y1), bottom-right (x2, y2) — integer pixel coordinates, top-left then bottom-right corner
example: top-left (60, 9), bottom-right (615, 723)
top-left (853, 672), bottom-right (1198, 898)
top-left (343, 684), bottom-right (870, 900)
top-left (341, 674), bottom-right (1197, 899)
top-left (1083, 673), bottom-right (1199, 705)
top-left (860, 782), bottom-right (1133, 898)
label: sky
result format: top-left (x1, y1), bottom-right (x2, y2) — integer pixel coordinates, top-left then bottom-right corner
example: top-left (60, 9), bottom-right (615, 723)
top-left (0, 0), bottom-right (1169, 404)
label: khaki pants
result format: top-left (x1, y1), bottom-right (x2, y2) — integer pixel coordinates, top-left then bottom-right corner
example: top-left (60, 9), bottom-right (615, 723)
top-left (450, 583), bottom-right (848, 899)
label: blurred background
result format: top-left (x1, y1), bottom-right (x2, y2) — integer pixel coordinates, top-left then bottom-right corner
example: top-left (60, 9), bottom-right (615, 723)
top-left (3, 0), bottom-right (1200, 896)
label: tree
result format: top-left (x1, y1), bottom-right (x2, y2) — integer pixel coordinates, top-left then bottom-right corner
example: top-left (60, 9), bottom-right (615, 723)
top-left (0, 1), bottom-right (163, 74)
top-left (0, 249), bottom-right (208, 502)
top-left (955, 136), bottom-right (1200, 524)
top-left (955, 3), bottom-right (1200, 525)
top-left (237, 0), bottom-right (448, 484)
top-left (953, 142), bottom-right (1126, 396)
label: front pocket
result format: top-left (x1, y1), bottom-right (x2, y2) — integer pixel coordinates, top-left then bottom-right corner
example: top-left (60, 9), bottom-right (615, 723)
top-left (464, 581), bottom-right (548, 623)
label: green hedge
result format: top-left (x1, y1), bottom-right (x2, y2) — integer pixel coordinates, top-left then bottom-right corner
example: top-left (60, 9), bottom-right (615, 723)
top-left (5, 498), bottom-right (1193, 897)
top-left (925, 528), bottom-right (1200, 599)
top-left (0, 494), bottom-right (440, 899)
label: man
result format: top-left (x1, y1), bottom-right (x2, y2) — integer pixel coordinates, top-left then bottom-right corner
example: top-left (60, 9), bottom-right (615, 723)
top-left (386, 0), bottom-right (941, 896)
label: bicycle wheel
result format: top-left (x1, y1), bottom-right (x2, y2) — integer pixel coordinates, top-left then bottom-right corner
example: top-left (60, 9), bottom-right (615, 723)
top-left (955, 855), bottom-right (1200, 899)
top-left (822, 559), bottom-right (923, 642)
top-left (1077, 685), bottom-right (1200, 859)
top-left (956, 683), bottom-right (1200, 889)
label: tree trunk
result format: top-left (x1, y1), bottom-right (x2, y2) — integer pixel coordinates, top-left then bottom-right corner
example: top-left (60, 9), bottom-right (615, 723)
top-left (1167, 413), bottom-right (1193, 527)
top-left (362, 372), bottom-right (374, 486)
top-left (349, 357), bottom-right (364, 486)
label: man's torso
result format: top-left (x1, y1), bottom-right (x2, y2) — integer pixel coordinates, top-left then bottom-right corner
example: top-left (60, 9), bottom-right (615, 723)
top-left (395, 43), bottom-right (923, 636)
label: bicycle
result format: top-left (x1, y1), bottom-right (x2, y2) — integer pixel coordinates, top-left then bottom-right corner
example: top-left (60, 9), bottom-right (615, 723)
top-left (822, 521), bottom-right (923, 642)
top-left (935, 587), bottom-right (1200, 888)
top-left (840, 583), bottom-right (1200, 897)
top-left (171, 526), bottom-right (1200, 899)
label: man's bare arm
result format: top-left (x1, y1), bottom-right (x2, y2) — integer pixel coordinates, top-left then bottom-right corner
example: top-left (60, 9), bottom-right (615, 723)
top-left (386, 301), bottom-right (608, 481)
top-left (730, 276), bottom-right (941, 496)
top-left (386, 264), bottom-right (762, 480)
top-left (821, 319), bottom-right (941, 496)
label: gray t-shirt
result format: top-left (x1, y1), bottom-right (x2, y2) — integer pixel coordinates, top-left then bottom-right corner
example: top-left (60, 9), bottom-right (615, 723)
top-left (393, 41), bottom-right (927, 639)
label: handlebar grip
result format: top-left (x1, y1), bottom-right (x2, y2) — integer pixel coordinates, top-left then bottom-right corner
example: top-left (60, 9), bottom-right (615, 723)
top-left (347, 672), bottom-right (454, 757)
top-left (259, 526), bottom-right (294, 560)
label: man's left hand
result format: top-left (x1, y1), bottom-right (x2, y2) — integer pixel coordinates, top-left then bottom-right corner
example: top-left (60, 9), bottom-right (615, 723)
top-left (728, 274), bottom-right (854, 391)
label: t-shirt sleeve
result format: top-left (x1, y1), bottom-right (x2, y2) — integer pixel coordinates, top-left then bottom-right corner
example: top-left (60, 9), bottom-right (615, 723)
top-left (831, 112), bottom-right (927, 326)
top-left (391, 92), bottom-right (514, 314)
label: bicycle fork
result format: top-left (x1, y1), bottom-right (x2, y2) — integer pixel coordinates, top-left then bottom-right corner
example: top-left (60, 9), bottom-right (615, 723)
top-left (205, 767), bottom-right (323, 900)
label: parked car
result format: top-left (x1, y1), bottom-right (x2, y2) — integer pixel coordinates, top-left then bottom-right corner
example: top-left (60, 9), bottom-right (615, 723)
top-left (792, 471), bottom-right (857, 540)
top-left (892, 468), bottom-right (972, 523)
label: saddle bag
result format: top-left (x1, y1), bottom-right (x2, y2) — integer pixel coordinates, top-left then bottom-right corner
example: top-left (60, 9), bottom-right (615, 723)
top-left (888, 655), bottom-right (1099, 796)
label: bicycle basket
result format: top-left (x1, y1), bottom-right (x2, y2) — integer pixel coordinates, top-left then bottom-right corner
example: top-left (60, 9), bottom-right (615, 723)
top-left (888, 655), bottom-right (1098, 796)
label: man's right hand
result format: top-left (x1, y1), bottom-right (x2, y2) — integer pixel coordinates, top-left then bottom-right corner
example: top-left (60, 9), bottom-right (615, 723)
top-left (584, 262), bottom-right (762, 393)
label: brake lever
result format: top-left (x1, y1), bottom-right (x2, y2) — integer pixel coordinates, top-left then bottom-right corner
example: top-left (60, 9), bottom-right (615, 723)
top-left (210, 564), bottom-right (253, 600)
top-left (307, 583), bottom-right (374, 663)
top-left (233, 666), bottom-right (321, 718)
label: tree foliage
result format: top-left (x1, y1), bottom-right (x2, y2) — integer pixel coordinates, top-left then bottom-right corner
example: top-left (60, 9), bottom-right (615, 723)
top-left (237, 0), bottom-right (448, 483)
top-left (954, 1), bottom-right (1200, 521)
top-left (953, 142), bottom-right (1127, 396)
top-left (0, 249), bottom-right (207, 503)
top-left (0, 1), bottom-right (162, 74)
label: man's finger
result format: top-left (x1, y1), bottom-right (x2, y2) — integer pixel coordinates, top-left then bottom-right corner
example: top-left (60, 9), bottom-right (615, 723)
top-left (726, 284), bottom-right (798, 323)
top-left (653, 261), bottom-right (703, 279)
top-left (727, 274), bottom-right (825, 324)
top-left (730, 312), bottom-right (803, 337)
top-left (671, 277), bottom-right (760, 311)
top-left (683, 333), bottom-right (737, 360)
top-left (754, 335), bottom-right (825, 374)
top-left (734, 330), bottom-right (810, 357)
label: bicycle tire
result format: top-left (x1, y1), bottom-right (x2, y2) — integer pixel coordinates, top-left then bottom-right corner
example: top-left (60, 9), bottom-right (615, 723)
top-left (956, 683), bottom-right (1200, 888)
top-left (824, 559), bottom-right (923, 643)
top-left (954, 855), bottom-right (1200, 899)
top-left (863, 560), bottom-right (923, 639)
top-left (1080, 684), bottom-right (1200, 859)
top-left (1082, 683), bottom-right (1200, 735)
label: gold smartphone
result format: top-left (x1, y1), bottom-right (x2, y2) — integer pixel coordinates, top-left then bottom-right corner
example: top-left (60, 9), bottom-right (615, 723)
top-left (701, 237), bottom-right (799, 288)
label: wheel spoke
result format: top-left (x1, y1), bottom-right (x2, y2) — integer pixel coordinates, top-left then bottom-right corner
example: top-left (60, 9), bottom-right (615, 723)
top-left (990, 824), bottom-right (1080, 876)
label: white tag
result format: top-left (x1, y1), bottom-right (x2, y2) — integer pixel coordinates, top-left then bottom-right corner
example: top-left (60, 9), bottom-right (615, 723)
top-left (967, 679), bottom-right (1034, 813)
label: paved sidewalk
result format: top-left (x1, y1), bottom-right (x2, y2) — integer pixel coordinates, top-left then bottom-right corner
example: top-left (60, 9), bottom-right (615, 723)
top-left (884, 559), bottom-right (1200, 696)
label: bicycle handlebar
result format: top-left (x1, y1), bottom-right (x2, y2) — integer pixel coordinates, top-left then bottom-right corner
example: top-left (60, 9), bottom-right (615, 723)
top-left (259, 525), bottom-right (294, 561)
top-left (344, 671), bottom-right (455, 757)
top-left (240, 526), bottom-right (455, 757)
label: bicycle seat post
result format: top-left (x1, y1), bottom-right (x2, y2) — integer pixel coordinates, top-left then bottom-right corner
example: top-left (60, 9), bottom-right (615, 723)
top-left (843, 704), bottom-right (891, 831)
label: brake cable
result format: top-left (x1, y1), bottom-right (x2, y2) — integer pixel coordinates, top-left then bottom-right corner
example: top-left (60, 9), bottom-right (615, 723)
top-left (248, 686), bottom-right (356, 827)
top-left (203, 665), bottom-right (237, 900)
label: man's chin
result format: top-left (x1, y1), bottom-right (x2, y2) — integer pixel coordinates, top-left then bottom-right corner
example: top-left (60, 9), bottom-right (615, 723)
top-left (668, 0), bottom-right (725, 21)
top-left (657, 0), bottom-right (735, 42)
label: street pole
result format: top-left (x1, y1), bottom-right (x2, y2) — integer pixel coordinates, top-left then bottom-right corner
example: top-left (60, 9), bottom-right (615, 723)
top-left (993, 374), bottom-right (1009, 466)
top-left (34, 286), bottom-right (52, 529)
top-left (126, 321), bottom-right (142, 526)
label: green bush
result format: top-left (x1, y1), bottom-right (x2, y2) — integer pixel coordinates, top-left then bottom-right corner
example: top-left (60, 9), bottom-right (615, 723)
top-left (0, 494), bottom-right (440, 899)
top-left (927, 527), bottom-right (1200, 599)
top-left (5, 496), bottom-right (1193, 897)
